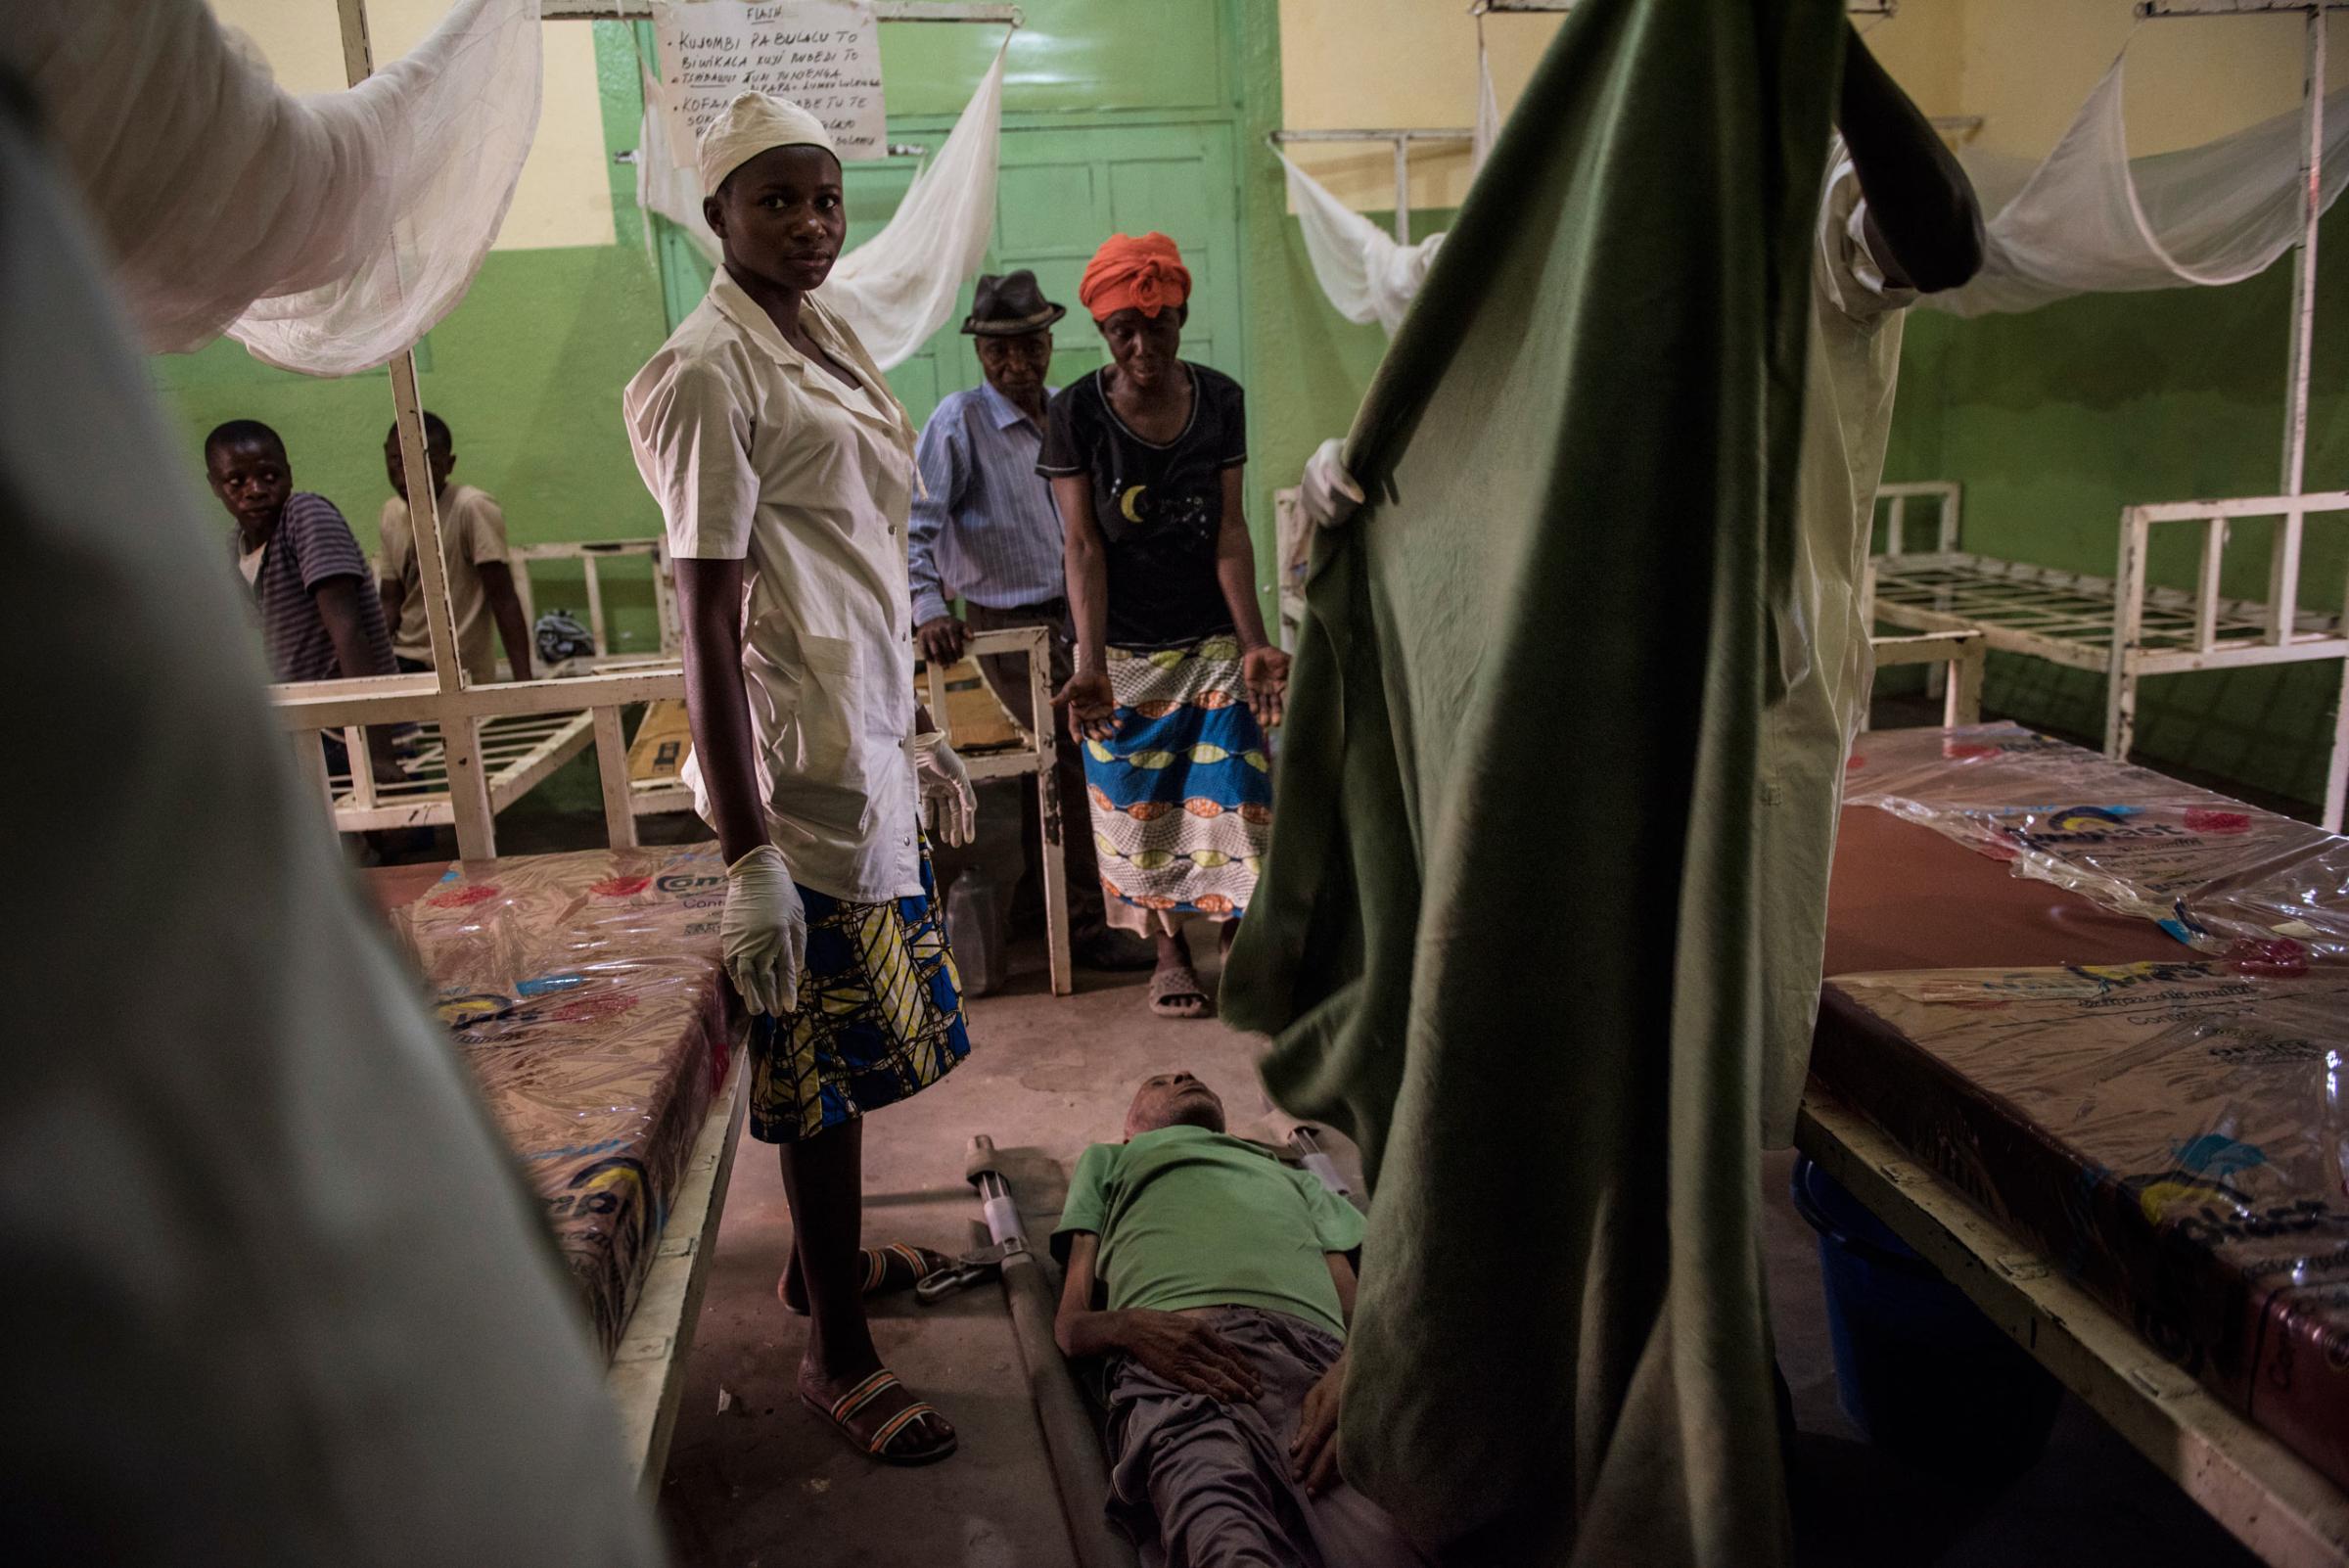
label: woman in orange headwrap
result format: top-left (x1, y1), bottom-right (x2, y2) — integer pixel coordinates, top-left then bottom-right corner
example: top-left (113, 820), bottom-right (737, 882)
top-left (1037, 233), bottom-right (1289, 1019)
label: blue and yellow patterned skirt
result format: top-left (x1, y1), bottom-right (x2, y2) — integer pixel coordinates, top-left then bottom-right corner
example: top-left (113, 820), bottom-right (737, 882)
top-left (1083, 634), bottom-right (1273, 930)
top-left (749, 846), bottom-right (970, 1143)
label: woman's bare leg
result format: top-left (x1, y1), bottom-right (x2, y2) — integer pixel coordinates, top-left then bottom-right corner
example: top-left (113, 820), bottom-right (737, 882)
top-left (780, 1120), bottom-right (952, 1453)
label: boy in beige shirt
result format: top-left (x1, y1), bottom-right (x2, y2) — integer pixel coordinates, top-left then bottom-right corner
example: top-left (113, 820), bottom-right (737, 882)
top-left (379, 411), bottom-right (534, 684)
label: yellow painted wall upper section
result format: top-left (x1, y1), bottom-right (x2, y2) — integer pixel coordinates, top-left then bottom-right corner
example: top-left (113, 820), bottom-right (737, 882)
top-left (1278, 0), bottom-right (2346, 213)
top-left (208, 0), bottom-right (615, 251)
top-left (1277, 2), bottom-right (1558, 212)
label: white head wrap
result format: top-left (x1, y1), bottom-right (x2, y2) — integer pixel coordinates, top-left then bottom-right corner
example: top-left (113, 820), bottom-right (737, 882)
top-left (698, 91), bottom-right (839, 198)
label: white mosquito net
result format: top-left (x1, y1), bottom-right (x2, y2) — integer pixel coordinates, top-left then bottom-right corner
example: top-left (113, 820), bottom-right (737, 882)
top-left (17, 0), bottom-right (543, 377)
top-left (636, 43), bottom-right (1008, 371)
top-left (1282, 40), bottom-right (2347, 333)
top-left (1282, 38), bottom-right (1498, 335)
top-left (1927, 51), bottom-right (2349, 316)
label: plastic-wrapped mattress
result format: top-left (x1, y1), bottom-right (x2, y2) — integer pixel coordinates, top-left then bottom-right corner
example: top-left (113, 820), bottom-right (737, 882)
top-left (1844, 720), bottom-right (2349, 964)
top-left (1819, 731), bottom-right (2349, 1494)
top-left (1817, 962), bottom-right (2349, 1495)
top-left (381, 846), bottom-right (737, 1360)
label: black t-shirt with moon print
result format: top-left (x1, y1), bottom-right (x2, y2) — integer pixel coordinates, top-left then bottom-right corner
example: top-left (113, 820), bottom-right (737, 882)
top-left (1037, 363), bottom-right (1247, 650)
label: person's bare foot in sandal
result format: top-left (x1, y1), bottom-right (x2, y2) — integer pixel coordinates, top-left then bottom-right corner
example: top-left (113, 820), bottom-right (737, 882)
top-left (798, 1356), bottom-right (958, 1466)
top-left (1149, 928), bottom-right (1211, 1019)
top-left (778, 1242), bottom-right (950, 1314)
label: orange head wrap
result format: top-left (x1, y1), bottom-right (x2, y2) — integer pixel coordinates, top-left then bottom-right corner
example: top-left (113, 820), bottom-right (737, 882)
top-left (1079, 232), bottom-right (1192, 323)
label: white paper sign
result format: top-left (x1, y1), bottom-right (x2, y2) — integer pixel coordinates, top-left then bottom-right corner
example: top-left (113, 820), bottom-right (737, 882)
top-left (652, 0), bottom-right (886, 165)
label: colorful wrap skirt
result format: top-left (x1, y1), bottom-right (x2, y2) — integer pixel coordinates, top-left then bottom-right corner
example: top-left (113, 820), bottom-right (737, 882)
top-left (749, 844), bottom-right (969, 1143)
top-left (1084, 634), bottom-right (1273, 930)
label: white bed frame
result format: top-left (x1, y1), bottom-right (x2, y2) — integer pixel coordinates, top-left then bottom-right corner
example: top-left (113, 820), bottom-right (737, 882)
top-left (323, 710), bottom-right (596, 832)
top-left (1864, 481), bottom-right (2349, 828)
top-left (508, 536), bottom-right (682, 671)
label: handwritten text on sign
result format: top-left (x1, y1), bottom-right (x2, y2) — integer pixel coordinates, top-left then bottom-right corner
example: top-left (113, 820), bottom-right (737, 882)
top-left (652, 0), bottom-right (885, 164)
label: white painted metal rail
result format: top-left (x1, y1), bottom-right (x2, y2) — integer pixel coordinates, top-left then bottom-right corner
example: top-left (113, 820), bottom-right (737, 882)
top-left (1865, 629), bottom-right (1985, 728)
top-left (509, 537), bottom-right (681, 669)
top-left (1865, 483), bottom-right (2349, 830)
top-left (1267, 128), bottom-right (1474, 242)
top-left (326, 711), bottom-right (596, 833)
top-left (541, 1), bottom-right (1022, 22)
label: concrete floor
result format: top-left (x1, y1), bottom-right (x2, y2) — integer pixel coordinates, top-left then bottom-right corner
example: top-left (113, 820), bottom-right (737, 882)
top-left (652, 928), bottom-right (2264, 1568)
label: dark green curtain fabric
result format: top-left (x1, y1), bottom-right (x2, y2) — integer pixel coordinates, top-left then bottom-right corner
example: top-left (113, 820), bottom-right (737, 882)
top-left (1221, 1), bottom-right (1845, 1561)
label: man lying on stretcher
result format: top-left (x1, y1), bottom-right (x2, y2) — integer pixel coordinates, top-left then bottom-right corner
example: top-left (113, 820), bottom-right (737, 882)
top-left (1053, 1072), bottom-right (1428, 1567)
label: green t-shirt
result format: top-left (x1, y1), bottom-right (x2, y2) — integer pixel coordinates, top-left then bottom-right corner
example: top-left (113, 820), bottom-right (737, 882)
top-left (1052, 1125), bottom-right (1365, 1338)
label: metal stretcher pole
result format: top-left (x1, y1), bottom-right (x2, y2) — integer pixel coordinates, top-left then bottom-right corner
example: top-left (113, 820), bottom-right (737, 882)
top-left (966, 1135), bottom-right (1139, 1568)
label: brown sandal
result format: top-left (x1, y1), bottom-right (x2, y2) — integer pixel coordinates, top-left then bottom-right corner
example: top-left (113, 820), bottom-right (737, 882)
top-left (801, 1368), bottom-right (957, 1466)
top-left (778, 1242), bottom-right (951, 1315)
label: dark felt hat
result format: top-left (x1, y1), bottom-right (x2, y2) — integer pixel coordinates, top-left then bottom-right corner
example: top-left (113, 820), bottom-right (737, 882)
top-left (961, 269), bottom-right (1067, 336)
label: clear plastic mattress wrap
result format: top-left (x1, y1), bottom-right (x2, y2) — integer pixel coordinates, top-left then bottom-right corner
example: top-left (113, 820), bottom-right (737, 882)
top-left (1818, 961), bottom-right (2349, 1494)
top-left (389, 846), bottom-right (737, 1360)
top-left (1844, 722), bottom-right (2349, 967)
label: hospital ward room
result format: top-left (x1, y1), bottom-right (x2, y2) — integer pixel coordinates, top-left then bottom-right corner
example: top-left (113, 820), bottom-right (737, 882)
top-left (26, 0), bottom-right (2349, 1563)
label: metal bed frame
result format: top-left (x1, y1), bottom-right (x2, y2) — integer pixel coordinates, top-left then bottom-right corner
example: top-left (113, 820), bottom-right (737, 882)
top-left (323, 709), bottom-right (596, 833)
top-left (1864, 480), bottom-right (2349, 829)
top-left (508, 536), bottom-right (681, 670)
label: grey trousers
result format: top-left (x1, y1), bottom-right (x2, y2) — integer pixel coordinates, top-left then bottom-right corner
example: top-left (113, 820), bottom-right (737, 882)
top-left (1105, 1308), bottom-right (1430, 1568)
top-left (961, 598), bottom-right (1110, 935)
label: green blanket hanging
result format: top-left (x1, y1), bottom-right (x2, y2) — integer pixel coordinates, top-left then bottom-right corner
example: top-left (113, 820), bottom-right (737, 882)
top-left (1221, 1), bottom-right (1845, 1562)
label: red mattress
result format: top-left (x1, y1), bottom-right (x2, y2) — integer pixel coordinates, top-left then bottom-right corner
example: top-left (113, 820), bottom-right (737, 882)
top-left (1817, 725), bottom-right (2349, 1495)
top-left (377, 847), bottom-right (737, 1360)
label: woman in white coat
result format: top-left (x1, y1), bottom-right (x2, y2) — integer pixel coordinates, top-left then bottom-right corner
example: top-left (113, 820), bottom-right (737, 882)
top-left (625, 92), bottom-right (979, 1467)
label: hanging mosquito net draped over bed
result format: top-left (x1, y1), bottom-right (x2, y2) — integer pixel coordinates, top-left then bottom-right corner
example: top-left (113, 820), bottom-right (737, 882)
top-left (1277, 34), bottom-right (1499, 334)
top-left (20, 0), bottom-right (543, 377)
top-left (22, 0), bottom-right (1007, 379)
top-left (1281, 38), bottom-right (2349, 331)
top-left (1927, 52), bottom-right (2349, 318)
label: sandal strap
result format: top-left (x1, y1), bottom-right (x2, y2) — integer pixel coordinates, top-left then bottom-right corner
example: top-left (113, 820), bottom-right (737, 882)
top-left (831, 1369), bottom-right (901, 1423)
top-left (1150, 965), bottom-right (1206, 999)
top-left (867, 1401), bottom-right (943, 1455)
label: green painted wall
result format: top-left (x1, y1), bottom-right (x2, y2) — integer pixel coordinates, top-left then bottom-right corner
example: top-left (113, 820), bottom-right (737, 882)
top-left (1881, 206), bottom-right (2349, 809)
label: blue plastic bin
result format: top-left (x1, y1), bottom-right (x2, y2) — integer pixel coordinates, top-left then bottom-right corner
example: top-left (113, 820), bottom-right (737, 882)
top-left (1790, 1157), bottom-right (2062, 1481)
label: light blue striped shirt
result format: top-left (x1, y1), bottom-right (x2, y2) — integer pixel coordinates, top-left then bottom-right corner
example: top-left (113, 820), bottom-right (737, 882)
top-left (908, 380), bottom-right (1066, 623)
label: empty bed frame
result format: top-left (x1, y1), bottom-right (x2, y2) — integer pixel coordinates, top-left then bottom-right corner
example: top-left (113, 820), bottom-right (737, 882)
top-left (508, 536), bottom-right (681, 672)
top-left (1864, 481), bottom-right (2349, 829)
top-left (305, 538), bottom-right (679, 835)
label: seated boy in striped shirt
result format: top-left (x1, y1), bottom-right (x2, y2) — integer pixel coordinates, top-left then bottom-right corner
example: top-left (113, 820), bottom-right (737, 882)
top-left (205, 419), bottom-right (404, 783)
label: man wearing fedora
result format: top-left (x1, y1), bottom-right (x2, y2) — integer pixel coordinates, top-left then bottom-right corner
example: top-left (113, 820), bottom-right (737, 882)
top-left (910, 269), bottom-right (1152, 971)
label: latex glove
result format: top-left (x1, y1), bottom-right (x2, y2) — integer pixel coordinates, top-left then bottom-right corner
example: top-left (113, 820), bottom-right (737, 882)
top-left (1300, 438), bottom-right (1364, 530)
top-left (913, 730), bottom-right (978, 848)
top-left (721, 845), bottom-right (805, 1018)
